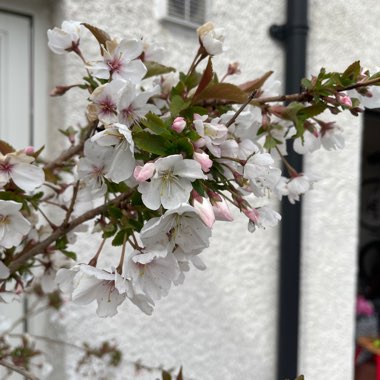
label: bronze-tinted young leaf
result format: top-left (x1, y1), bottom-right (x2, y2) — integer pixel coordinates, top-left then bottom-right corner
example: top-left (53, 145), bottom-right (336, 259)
top-left (162, 370), bottom-right (172, 380)
top-left (176, 366), bottom-right (183, 380)
top-left (0, 139), bottom-right (15, 155)
top-left (144, 62), bottom-right (176, 79)
top-left (193, 83), bottom-right (248, 104)
top-left (134, 131), bottom-right (171, 156)
top-left (82, 23), bottom-right (111, 48)
top-left (239, 71), bottom-right (273, 92)
top-left (193, 57), bottom-right (213, 99)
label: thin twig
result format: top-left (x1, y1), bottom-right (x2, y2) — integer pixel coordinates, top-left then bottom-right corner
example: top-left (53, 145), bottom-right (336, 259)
top-left (116, 235), bottom-right (128, 274)
top-left (63, 181), bottom-right (80, 226)
top-left (9, 191), bottom-right (134, 274)
top-left (225, 90), bottom-right (257, 128)
top-left (88, 238), bottom-right (106, 267)
top-left (0, 360), bottom-right (38, 380)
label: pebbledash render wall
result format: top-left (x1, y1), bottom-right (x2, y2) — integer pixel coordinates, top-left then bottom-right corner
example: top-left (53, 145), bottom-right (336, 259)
top-left (45, 1), bottom-right (378, 379)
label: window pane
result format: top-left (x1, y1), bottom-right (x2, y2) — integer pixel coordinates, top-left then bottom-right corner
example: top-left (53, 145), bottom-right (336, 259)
top-left (190, 0), bottom-right (206, 24)
top-left (168, 0), bottom-right (185, 19)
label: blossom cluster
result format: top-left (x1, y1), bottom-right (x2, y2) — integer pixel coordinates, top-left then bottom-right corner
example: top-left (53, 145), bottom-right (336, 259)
top-left (1, 20), bottom-right (380, 322)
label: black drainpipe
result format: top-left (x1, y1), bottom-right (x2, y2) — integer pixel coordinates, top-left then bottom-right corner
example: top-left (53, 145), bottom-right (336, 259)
top-left (269, 1), bottom-right (309, 379)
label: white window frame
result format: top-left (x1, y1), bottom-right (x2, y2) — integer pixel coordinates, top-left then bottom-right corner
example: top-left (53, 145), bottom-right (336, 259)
top-left (0, 0), bottom-right (49, 148)
top-left (155, 0), bottom-right (211, 29)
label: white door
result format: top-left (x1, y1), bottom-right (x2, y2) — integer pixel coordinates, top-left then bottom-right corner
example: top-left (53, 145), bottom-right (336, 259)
top-left (0, 10), bottom-right (32, 148)
top-left (0, 2), bottom-right (49, 378)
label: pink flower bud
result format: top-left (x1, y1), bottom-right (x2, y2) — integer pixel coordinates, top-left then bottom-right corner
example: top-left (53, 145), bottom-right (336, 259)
top-left (212, 197), bottom-right (233, 221)
top-left (171, 117), bottom-right (186, 133)
top-left (193, 138), bottom-right (206, 149)
top-left (193, 197), bottom-right (215, 228)
top-left (227, 62), bottom-right (241, 76)
top-left (243, 208), bottom-right (260, 223)
top-left (133, 162), bottom-right (155, 182)
top-left (193, 151), bottom-right (213, 172)
top-left (24, 146), bottom-right (35, 155)
top-left (336, 92), bottom-right (352, 107)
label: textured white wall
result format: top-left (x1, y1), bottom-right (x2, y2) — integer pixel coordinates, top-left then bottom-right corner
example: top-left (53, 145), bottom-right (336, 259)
top-left (47, 1), bottom-right (285, 379)
top-left (298, 1), bottom-right (380, 379)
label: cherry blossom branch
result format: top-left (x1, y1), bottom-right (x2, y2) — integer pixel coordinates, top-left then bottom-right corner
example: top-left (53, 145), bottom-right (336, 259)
top-left (0, 359), bottom-right (38, 380)
top-left (253, 76), bottom-right (380, 104)
top-left (9, 191), bottom-right (134, 274)
top-left (44, 121), bottom-right (97, 171)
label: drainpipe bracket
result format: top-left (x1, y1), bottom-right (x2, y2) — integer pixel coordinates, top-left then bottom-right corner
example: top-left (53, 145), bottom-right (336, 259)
top-left (269, 24), bottom-right (288, 42)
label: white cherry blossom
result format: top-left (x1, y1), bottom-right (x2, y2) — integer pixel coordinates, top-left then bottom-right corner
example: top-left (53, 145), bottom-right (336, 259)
top-left (243, 153), bottom-right (281, 196)
top-left (124, 248), bottom-right (179, 301)
top-left (47, 20), bottom-right (83, 54)
top-left (88, 79), bottom-right (125, 124)
top-left (197, 22), bottom-right (225, 56)
top-left (0, 152), bottom-right (44, 192)
top-left (193, 115), bottom-right (228, 157)
top-left (0, 200), bottom-right (31, 249)
top-left (89, 39), bottom-right (147, 83)
top-left (56, 265), bottom-right (153, 317)
top-left (140, 204), bottom-right (211, 258)
top-left (138, 155), bottom-right (206, 210)
top-left (78, 140), bottom-right (114, 197)
top-left (92, 123), bottom-right (135, 183)
top-left (117, 82), bottom-right (160, 127)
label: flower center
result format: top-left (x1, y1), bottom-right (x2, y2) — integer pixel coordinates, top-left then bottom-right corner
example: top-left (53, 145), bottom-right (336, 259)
top-left (0, 160), bottom-right (14, 174)
top-left (0, 215), bottom-right (10, 225)
top-left (107, 57), bottom-right (123, 74)
top-left (100, 96), bottom-right (116, 116)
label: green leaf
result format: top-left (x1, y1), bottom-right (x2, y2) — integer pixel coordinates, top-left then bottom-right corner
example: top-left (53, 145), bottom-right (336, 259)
top-left (301, 78), bottom-right (312, 90)
top-left (170, 95), bottom-right (191, 117)
top-left (61, 250), bottom-right (77, 260)
top-left (264, 135), bottom-right (282, 150)
top-left (106, 180), bottom-right (129, 194)
top-left (144, 62), bottom-right (175, 79)
top-left (134, 132), bottom-right (171, 156)
top-left (192, 180), bottom-right (205, 196)
top-left (193, 83), bottom-right (248, 104)
top-left (342, 61), bottom-right (361, 83)
top-left (193, 57), bottom-right (213, 99)
top-left (108, 205), bottom-right (122, 220)
top-left (0, 191), bottom-right (24, 204)
top-left (162, 370), bottom-right (172, 380)
top-left (141, 113), bottom-right (171, 136)
top-left (182, 71), bottom-right (202, 90)
top-left (82, 23), bottom-right (111, 48)
top-left (168, 137), bottom-right (194, 157)
top-left (297, 102), bottom-right (327, 119)
top-left (55, 235), bottom-right (68, 250)
top-left (181, 106), bottom-right (208, 118)
top-left (112, 230), bottom-right (128, 246)
top-left (103, 223), bottom-right (117, 238)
